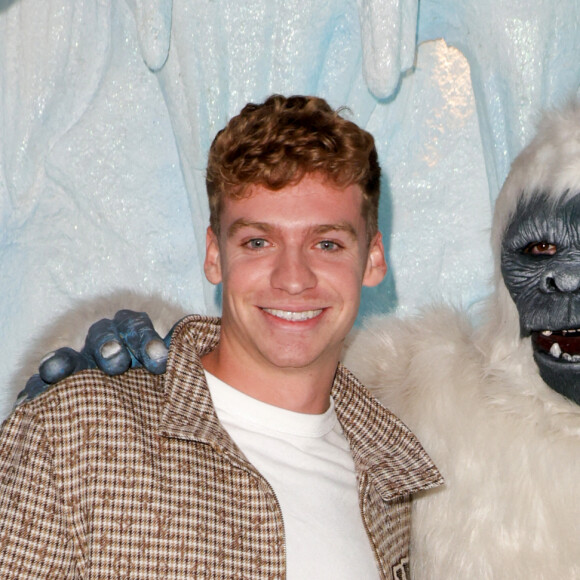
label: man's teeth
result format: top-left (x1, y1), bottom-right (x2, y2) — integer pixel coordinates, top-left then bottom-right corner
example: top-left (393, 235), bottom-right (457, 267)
top-left (263, 308), bottom-right (322, 321)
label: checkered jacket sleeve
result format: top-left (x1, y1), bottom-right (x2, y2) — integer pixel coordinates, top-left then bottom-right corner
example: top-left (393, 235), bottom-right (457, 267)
top-left (0, 405), bottom-right (77, 577)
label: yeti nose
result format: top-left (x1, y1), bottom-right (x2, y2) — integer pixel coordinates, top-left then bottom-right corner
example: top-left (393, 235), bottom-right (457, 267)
top-left (543, 268), bottom-right (580, 293)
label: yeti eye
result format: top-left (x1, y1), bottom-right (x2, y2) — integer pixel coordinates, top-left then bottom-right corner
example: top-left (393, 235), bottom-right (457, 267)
top-left (523, 241), bottom-right (557, 256)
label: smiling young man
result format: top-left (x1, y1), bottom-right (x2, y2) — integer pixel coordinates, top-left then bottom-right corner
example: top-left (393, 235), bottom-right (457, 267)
top-left (0, 95), bottom-right (442, 579)
top-left (202, 173), bottom-right (385, 413)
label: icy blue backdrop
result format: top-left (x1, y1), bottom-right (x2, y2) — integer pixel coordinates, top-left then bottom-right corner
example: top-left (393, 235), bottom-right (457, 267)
top-left (1, 0), bottom-right (579, 417)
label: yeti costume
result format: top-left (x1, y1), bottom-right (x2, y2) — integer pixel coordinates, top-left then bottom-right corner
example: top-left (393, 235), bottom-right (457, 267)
top-left (344, 102), bottom-right (580, 578)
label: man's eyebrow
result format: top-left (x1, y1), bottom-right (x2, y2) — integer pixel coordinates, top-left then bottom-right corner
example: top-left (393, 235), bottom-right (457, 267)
top-left (314, 223), bottom-right (358, 239)
top-left (227, 220), bottom-right (358, 239)
top-left (227, 219), bottom-right (273, 237)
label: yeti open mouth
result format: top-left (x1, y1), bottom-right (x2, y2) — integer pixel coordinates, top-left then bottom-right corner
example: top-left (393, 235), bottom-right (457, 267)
top-left (533, 329), bottom-right (580, 362)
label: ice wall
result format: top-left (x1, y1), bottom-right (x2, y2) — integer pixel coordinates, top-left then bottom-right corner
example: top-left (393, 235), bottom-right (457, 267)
top-left (0, 0), bottom-right (579, 418)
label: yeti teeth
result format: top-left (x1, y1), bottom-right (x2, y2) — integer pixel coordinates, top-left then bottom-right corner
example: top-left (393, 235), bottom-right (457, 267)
top-left (560, 329), bottom-right (580, 336)
top-left (548, 343), bottom-right (580, 362)
top-left (542, 330), bottom-right (553, 336)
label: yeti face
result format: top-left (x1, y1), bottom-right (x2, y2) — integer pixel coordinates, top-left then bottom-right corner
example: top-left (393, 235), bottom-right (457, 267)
top-left (501, 192), bottom-right (580, 404)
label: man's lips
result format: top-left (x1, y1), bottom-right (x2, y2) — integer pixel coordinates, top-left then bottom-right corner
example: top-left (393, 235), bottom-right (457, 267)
top-left (261, 308), bottom-right (324, 322)
top-left (533, 329), bottom-right (580, 362)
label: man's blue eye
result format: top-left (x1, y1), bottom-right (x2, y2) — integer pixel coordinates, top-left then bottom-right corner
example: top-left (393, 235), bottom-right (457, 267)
top-left (319, 240), bottom-right (338, 250)
top-left (247, 239), bottom-right (266, 249)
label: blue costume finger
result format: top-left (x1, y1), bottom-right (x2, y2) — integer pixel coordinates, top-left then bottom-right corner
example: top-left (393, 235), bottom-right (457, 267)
top-left (15, 374), bottom-right (50, 406)
top-left (39, 346), bottom-right (94, 384)
top-left (113, 310), bottom-right (168, 375)
top-left (82, 318), bottom-right (132, 375)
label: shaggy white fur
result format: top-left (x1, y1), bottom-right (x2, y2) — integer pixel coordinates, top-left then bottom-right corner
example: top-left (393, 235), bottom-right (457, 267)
top-left (345, 307), bottom-right (580, 578)
top-left (345, 101), bottom-right (580, 579)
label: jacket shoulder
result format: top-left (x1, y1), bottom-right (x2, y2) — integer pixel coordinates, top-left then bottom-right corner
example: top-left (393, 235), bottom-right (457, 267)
top-left (8, 368), bottom-right (164, 434)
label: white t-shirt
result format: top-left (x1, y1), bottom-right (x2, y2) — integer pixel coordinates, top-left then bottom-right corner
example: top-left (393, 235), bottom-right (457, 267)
top-left (205, 371), bottom-right (380, 579)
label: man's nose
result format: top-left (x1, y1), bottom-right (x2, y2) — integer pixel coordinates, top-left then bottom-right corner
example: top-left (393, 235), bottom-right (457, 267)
top-left (270, 248), bottom-right (317, 294)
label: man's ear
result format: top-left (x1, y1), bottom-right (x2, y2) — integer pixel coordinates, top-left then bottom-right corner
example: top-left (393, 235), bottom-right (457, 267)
top-left (362, 232), bottom-right (388, 287)
top-left (204, 226), bottom-right (222, 285)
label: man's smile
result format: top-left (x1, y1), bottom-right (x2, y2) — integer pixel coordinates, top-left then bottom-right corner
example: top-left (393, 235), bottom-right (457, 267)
top-left (261, 308), bottom-right (324, 322)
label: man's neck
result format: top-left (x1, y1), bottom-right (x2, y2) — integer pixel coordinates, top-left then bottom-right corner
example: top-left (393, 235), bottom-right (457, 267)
top-left (201, 347), bottom-right (337, 414)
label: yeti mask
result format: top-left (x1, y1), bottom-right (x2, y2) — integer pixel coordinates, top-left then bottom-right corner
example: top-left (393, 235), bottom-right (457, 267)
top-left (501, 192), bottom-right (580, 404)
top-left (492, 100), bottom-right (580, 406)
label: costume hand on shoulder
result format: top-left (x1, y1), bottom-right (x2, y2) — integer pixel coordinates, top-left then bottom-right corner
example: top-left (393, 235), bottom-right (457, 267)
top-left (18, 310), bottom-right (173, 405)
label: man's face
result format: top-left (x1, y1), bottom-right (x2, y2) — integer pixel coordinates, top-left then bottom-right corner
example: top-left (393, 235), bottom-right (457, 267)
top-left (204, 173), bottom-right (386, 376)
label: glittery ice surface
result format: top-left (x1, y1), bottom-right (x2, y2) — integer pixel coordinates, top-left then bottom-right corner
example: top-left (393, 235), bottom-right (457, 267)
top-left (0, 0), bottom-right (579, 416)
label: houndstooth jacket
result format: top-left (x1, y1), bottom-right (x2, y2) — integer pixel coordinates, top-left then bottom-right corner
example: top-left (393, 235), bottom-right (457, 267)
top-left (0, 315), bottom-right (442, 579)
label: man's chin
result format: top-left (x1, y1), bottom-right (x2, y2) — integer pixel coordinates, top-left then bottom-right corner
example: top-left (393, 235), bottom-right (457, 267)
top-left (256, 340), bottom-right (341, 372)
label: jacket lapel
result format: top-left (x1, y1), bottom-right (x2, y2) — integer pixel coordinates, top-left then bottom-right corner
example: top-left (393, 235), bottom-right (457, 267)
top-left (332, 363), bottom-right (443, 500)
top-left (158, 315), bottom-right (242, 459)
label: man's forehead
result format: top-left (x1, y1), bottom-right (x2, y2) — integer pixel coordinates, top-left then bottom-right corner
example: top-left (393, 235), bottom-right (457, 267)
top-left (222, 178), bottom-right (363, 210)
top-left (217, 175), bottom-right (367, 238)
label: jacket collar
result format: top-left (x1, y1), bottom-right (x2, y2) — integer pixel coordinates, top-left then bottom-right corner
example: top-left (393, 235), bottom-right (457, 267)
top-left (158, 315), bottom-right (240, 456)
top-left (332, 363), bottom-right (443, 500)
top-left (160, 315), bottom-right (443, 500)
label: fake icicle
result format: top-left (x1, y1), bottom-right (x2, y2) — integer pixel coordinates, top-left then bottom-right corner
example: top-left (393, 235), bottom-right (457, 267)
top-left (357, 0), bottom-right (418, 98)
top-left (127, 0), bottom-right (173, 72)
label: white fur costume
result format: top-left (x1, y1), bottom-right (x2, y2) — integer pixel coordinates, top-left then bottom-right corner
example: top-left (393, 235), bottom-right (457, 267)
top-left (344, 102), bottom-right (580, 579)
